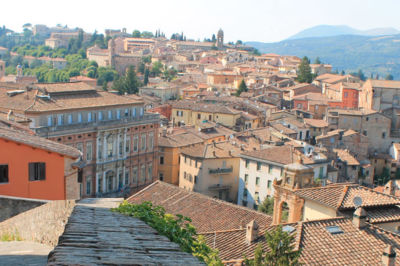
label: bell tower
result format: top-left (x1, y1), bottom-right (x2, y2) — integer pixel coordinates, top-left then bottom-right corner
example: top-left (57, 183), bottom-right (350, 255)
top-left (272, 159), bottom-right (316, 224)
top-left (217, 29), bottom-right (224, 50)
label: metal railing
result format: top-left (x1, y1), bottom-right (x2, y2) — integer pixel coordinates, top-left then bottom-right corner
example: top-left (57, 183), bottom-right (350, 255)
top-left (209, 166), bottom-right (233, 174)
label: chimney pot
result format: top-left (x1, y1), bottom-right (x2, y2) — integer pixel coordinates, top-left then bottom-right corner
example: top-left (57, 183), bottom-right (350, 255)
top-left (382, 245), bottom-right (396, 266)
top-left (245, 220), bottom-right (259, 244)
top-left (352, 207), bottom-right (367, 229)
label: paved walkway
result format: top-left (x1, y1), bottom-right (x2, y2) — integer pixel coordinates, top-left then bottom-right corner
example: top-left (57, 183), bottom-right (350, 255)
top-left (48, 198), bottom-right (203, 265)
top-left (0, 241), bottom-right (52, 266)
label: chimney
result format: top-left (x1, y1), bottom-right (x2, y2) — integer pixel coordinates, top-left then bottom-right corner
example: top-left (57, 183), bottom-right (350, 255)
top-left (162, 129), bottom-right (167, 137)
top-left (384, 180), bottom-right (395, 196)
top-left (352, 207), bottom-right (367, 229)
top-left (245, 220), bottom-right (259, 244)
top-left (382, 245), bottom-right (396, 266)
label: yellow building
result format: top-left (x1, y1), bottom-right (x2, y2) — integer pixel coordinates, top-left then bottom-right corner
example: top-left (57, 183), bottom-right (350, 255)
top-left (158, 131), bottom-right (203, 185)
top-left (172, 101), bottom-right (241, 129)
top-left (179, 141), bottom-right (242, 202)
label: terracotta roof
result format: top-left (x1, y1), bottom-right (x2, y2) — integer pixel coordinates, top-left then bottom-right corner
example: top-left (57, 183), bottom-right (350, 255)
top-left (127, 181), bottom-right (272, 233)
top-left (0, 119), bottom-right (81, 158)
top-left (0, 82), bottom-right (143, 113)
top-left (241, 145), bottom-right (296, 165)
top-left (334, 149), bottom-right (360, 165)
top-left (158, 132), bottom-right (204, 148)
top-left (172, 101), bottom-right (241, 115)
top-left (294, 183), bottom-right (400, 210)
top-left (271, 123), bottom-right (297, 135)
top-left (304, 118), bottom-right (329, 128)
top-left (203, 217), bottom-right (400, 265)
top-left (180, 141), bottom-right (242, 159)
top-left (367, 206), bottom-right (400, 223)
top-left (369, 79), bottom-right (400, 89)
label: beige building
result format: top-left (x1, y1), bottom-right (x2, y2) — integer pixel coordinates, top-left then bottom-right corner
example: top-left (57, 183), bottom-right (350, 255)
top-left (171, 101), bottom-right (242, 129)
top-left (179, 141), bottom-right (241, 202)
top-left (359, 79), bottom-right (400, 111)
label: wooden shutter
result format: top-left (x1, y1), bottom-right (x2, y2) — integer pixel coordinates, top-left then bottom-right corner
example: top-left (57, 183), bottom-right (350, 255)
top-left (29, 163), bottom-right (35, 181)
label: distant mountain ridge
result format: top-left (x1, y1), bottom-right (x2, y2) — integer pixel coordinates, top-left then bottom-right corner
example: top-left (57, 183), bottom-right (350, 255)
top-left (287, 25), bottom-right (400, 40)
top-left (247, 33), bottom-right (400, 79)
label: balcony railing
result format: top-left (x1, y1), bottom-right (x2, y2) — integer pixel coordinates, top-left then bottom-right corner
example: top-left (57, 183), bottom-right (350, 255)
top-left (34, 113), bottom-right (160, 136)
top-left (209, 166), bottom-right (233, 174)
top-left (208, 184), bottom-right (231, 191)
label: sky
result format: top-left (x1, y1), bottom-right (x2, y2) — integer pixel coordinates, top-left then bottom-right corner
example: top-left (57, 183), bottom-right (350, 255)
top-left (2, 0), bottom-right (400, 43)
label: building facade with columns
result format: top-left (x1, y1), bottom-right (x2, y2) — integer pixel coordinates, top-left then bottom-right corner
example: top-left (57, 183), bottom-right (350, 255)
top-left (0, 82), bottom-right (160, 198)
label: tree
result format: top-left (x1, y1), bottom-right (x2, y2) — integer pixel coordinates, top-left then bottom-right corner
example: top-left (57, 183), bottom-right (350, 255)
top-left (144, 68), bottom-right (149, 85)
top-left (340, 70), bottom-right (345, 75)
top-left (235, 79), bottom-right (248, 96)
top-left (258, 197), bottom-right (274, 215)
top-left (125, 65), bottom-right (140, 94)
top-left (386, 74), bottom-right (394, 80)
top-left (141, 31), bottom-right (154, 38)
top-left (314, 57), bottom-right (321, 64)
top-left (211, 34), bottom-right (216, 43)
top-left (132, 30), bottom-right (141, 38)
top-left (236, 40), bottom-right (243, 45)
top-left (243, 225), bottom-right (301, 266)
top-left (297, 56), bottom-right (313, 83)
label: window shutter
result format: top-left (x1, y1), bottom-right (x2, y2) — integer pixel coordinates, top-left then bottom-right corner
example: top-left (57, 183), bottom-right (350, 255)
top-left (29, 163), bottom-right (35, 181)
top-left (40, 163), bottom-right (46, 180)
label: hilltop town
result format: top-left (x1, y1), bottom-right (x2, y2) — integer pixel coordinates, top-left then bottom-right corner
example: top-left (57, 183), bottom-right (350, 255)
top-left (1, 24), bottom-right (400, 265)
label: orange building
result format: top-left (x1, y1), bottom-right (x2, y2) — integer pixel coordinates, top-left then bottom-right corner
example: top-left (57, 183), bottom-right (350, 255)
top-left (0, 119), bottom-right (81, 200)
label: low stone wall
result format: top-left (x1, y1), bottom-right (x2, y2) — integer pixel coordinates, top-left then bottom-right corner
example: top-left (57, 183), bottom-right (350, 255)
top-left (0, 200), bottom-right (76, 246)
top-left (0, 196), bottom-right (47, 222)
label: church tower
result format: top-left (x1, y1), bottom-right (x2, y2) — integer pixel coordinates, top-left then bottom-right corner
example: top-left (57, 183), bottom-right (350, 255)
top-left (217, 29), bottom-right (224, 49)
top-left (108, 38), bottom-right (116, 68)
top-left (272, 158), bottom-right (316, 224)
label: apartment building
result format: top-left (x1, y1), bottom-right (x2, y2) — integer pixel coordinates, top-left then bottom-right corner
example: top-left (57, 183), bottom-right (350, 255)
top-left (0, 82), bottom-right (160, 198)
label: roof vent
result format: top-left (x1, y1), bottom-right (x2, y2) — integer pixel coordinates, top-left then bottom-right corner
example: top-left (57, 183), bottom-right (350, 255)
top-left (326, 225), bottom-right (343, 235)
top-left (6, 90), bottom-right (25, 97)
top-left (282, 225), bottom-right (295, 234)
top-left (36, 94), bottom-right (51, 101)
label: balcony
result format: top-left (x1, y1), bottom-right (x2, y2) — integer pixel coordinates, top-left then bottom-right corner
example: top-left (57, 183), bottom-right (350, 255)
top-left (208, 166), bottom-right (233, 174)
top-left (34, 113), bottom-right (160, 136)
top-left (208, 184), bottom-right (231, 191)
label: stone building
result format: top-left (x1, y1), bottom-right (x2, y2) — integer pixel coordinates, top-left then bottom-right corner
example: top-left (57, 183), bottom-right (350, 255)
top-left (0, 82), bottom-right (160, 198)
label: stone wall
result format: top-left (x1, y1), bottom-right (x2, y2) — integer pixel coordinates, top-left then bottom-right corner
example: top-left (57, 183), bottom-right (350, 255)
top-left (0, 196), bottom-right (47, 222)
top-left (0, 200), bottom-right (76, 246)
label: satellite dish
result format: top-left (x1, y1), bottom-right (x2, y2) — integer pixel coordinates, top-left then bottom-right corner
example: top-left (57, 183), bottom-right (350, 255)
top-left (353, 196), bottom-right (363, 208)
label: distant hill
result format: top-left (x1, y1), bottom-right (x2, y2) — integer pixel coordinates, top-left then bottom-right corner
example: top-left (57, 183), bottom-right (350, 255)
top-left (247, 34), bottom-right (400, 79)
top-left (287, 25), bottom-right (400, 40)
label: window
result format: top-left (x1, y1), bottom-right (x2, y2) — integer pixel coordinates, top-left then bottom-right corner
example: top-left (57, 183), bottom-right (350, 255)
top-left (184, 171), bottom-right (187, 180)
top-left (141, 165), bottom-right (146, 182)
top-left (280, 167), bottom-right (283, 176)
top-left (125, 137), bottom-right (130, 153)
top-left (268, 165), bottom-right (273, 174)
top-left (125, 171), bottom-right (129, 185)
top-left (119, 137), bottom-right (123, 156)
top-left (243, 188), bottom-right (248, 198)
top-left (257, 162), bottom-right (262, 171)
top-left (98, 141), bottom-right (102, 160)
top-left (197, 114), bottom-right (201, 119)
top-left (86, 142), bottom-right (92, 161)
top-left (366, 117), bottom-right (369, 121)
top-left (194, 175), bottom-right (198, 184)
top-left (330, 137), bottom-right (335, 144)
top-left (47, 116), bottom-right (52, 126)
top-left (108, 110), bottom-right (112, 120)
top-left (0, 165), bottom-right (8, 183)
top-left (140, 107), bottom-right (144, 116)
top-left (160, 156), bottom-right (164, 165)
top-left (132, 167), bottom-right (138, 184)
top-left (148, 163), bottom-right (153, 180)
top-left (117, 110), bottom-right (121, 119)
top-left (245, 159), bottom-right (250, 168)
top-left (86, 177), bottom-right (91, 195)
top-left (256, 177), bottom-right (260, 186)
top-left (57, 114), bottom-right (63, 126)
top-left (68, 114), bottom-right (72, 124)
top-left (267, 180), bottom-right (272, 189)
top-left (255, 192), bottom-right (260, 203)
top-left (107, 137), bottom-right (113, 158)
top-left (319, 167), bottom-right (324, 178)
top-left (195, 160), bottom-right (198, 168)
top-left (29, 162), bottom-right (46, 181)
top-left (133, 135), bottom-right (139, 152)
top-left (382, 132), bottom-right (386, 139)
top-left (76, 142), bottom-right (83, 153)
top-left (88, 112), bottom-right (92, 122)
top-left (132, 108), bottom-right (137, 117)
top-left (98, 111), bottom-right (103, 121)
top-left (363, 130), bottom-right (367, 136)
top-left (141, 134), bottom-right (146, 151)
top-left (78, 113), bottom-right (82, 123)
top-left (244, 174), bottom-right (248, 184)
top-left (148, 132), bottom-right (154, 151)
top-left (159, 172), bottom-right (164, 181)
top-left (209, 115), bottom-right (212, 120)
